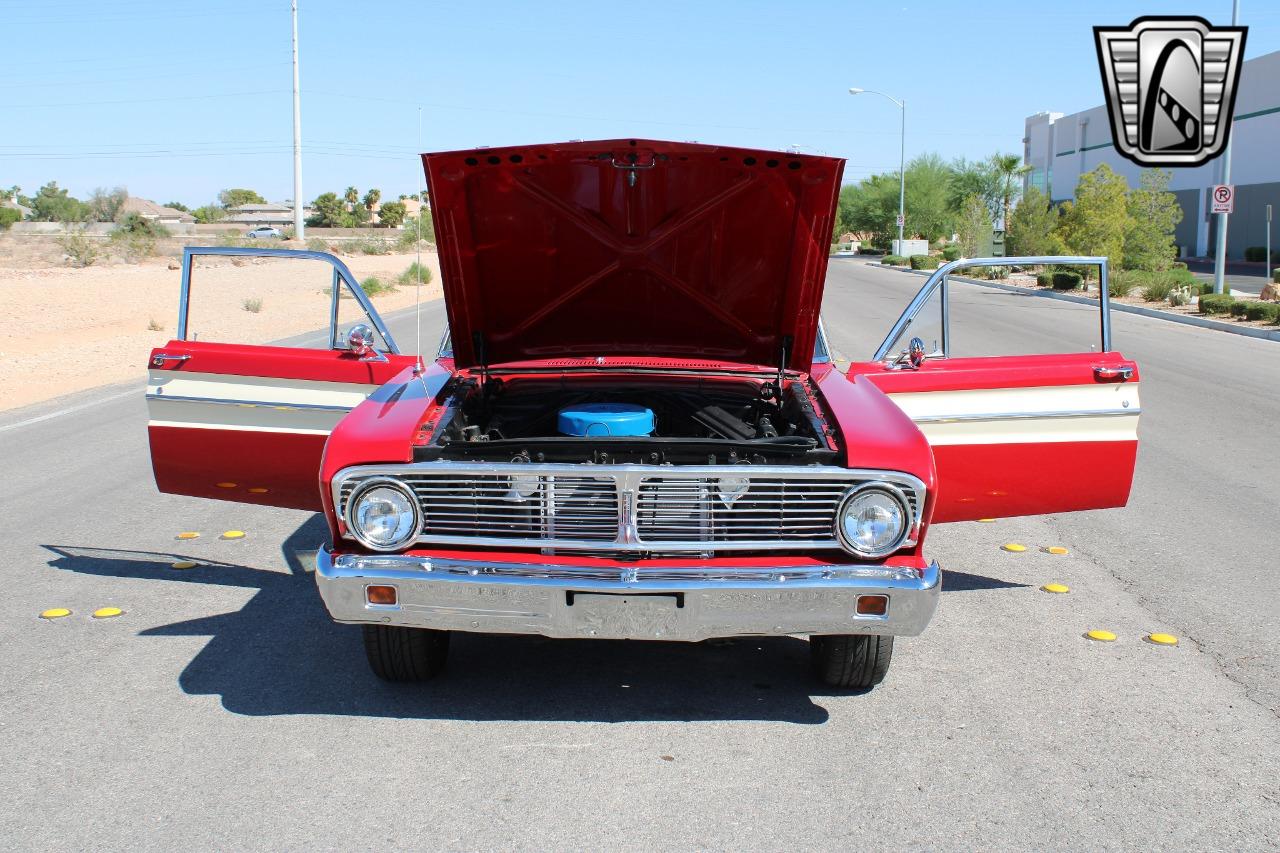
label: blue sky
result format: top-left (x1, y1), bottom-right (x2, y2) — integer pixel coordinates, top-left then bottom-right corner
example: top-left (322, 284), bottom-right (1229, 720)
top-left (4, 0), bottom-right (1276, 206)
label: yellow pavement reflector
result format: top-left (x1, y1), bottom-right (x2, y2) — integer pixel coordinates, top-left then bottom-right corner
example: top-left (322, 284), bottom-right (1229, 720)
top-left (92, 607), bottom-right (123, 619)
top-left (221, 530), bottom-right (246, 540)
top-left (170, 561), bottom-right (199, 570)
top-left (40, 608), bottom-right (71, 619)
top-left (248, 487), bottom-right (269, 494)
top-left (176, 532), bottom-right (200, 540)
top-left (1147, 633), bottom-right (1179, 646)
top-left (977, 518), bottom-right (997, 523)
top-left (1002, 543), bottom-right (1027, 553)
top-left (1044, 546), bottom-right (1070, 556)
top-left (1085, 629), bottom-right (1117, 642)
top-left (216, 482), bottom-right (237, 489)
top-left (1041, 583), bottom-right (1070, 594)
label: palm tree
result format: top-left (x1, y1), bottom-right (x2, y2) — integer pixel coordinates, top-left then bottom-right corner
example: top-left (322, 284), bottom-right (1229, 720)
top-left (988, 153), bottom-right (1030, 231)
top-left (343, 186), bottom-right (359, 210)
top-left (362, 188), bottom-right (381, 211)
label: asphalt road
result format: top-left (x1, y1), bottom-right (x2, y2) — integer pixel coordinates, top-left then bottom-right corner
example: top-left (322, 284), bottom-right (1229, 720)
top-left (1, 261), bottom-right (1277, 851)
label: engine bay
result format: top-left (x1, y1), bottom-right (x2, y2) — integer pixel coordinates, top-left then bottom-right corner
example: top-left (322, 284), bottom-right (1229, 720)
top-left (416, 373), bottom-right (838, 465)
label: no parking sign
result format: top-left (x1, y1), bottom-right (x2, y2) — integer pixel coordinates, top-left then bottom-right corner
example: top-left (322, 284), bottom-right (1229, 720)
top-left (1211, 184), bottom-right (1235, 214)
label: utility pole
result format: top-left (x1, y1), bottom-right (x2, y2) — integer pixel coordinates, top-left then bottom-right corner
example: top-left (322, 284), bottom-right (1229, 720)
top-left (1212, 0), bottom-right (1241, 295)
top-left (291, 0), bottom-right (304, 240)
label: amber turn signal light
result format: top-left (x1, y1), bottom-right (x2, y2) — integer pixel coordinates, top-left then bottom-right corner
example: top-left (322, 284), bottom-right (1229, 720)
top-left (366, 585), bottom-right (398, 606)
top-left (856, 595), bottom-right (888, 616)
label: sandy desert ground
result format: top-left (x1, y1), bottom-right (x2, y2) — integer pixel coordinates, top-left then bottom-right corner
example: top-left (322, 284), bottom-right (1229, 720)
top-left (0, 241), bottom-right (442, 411)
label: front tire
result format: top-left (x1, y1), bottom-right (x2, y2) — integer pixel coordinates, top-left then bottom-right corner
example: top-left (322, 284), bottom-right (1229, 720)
top-left (810, 634), bottom-right (894, 689)
top-left (362, 625), bottom-right (450, 682)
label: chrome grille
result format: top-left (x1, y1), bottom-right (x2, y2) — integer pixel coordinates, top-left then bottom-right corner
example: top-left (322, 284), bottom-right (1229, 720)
top-left (635, 477), bottom-right (853, 543)
top-left (334, 464), bottom-right (924, 554)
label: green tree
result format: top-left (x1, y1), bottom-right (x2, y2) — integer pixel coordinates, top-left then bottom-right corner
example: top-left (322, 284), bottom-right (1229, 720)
top-left (1057, 164), bottom-right (1131, 272)
top-left (217, 188), bottom-right (267, 209)
top-left (837, 154), bottom-right (955, 245)
top-left (377, 200), bottom-right (406, 228)
top-left (0, 208), bottom-right (20, 230)
top-left (164, 201), bottom-right (191, 213)
top-left (29, 181), bottom-right (88, 222)
top-left (1006, 187), bottom-right (1063, 256)
top-left (362, 188), bottom-right (381, 211)
top-left (87, 186), bottom-right (129, 222)
top-left (955, 194), bottom-right (992, 258)
top-left (307, 192), bottom-right (348, 227)
top-left (947, 158), bottom-right (999, 220)
top-left (987, 153), bottom-right (1028, 229)
top-left (192, 204), bottom-right (226, 224)
top-left (1123, 168), bottom-right (1182, 271)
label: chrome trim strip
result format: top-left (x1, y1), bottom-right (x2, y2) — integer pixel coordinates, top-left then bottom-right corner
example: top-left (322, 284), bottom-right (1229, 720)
top-left (144, 392), bottom-right (353, 413)
top-left (315, 549), bottom-right (943, 640)
top-left (873, 255), bottom-right (1111, 361)
top-left (330, 463), bottom-right (927, 555)
top-left (909, 406), bottom-right (1140, 424)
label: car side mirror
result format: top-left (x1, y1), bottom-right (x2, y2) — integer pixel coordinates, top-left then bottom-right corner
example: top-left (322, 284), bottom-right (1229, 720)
top-left (346, 324), bottom-right (386, 362)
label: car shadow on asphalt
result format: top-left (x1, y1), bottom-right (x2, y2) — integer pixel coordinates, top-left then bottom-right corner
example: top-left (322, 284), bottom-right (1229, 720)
top-left (44, 516), bottom-right (1017, 723)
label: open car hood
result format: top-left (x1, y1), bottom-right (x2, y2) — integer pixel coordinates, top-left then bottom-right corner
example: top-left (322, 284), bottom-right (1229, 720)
top-left (423, 139), bottom-right (844, 372)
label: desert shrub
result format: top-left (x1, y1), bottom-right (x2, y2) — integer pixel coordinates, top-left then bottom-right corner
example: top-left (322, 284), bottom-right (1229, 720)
top-left (941, 245), bottom-right (961, 261)
top-left (0, 208), bottom-right (20, 230)
top-left (1139, 272), bottom-right (1182, 302)
top-left (398, 261), bottom-right (433, 287)
top-left (1198, 293), bottom-right (1236, 314)
top-left (1245, 246), bottom-right (1267, 262)
top-left (909, 254), bottom-right (940, 270)
top-left (58, 230), bottom-right (98, 267)
top-left (1243, 302), bottom-right (1280, 322)
top-left (859, 245), bottom-right (884, 255)
top-left (1228, 300), bottom-right (1250, 318)
top-left (349, 237), bottom-right (391, 256)
top-left (1035, 271), bottom-right (1053, 287)
top-left (360, 275), bottom-right (394, 296)
top-left (881, 254), bottom-right (907, 265)
top-left (1052, 271), bottom-right (1083, 291)
top-left (242, 297), bottom-right (263, 313)
top-left (1167, 285), bottom-right (1196, 307)
top-left (972, 265), bottom-right (1010, 280)
top-left (147, 318), bottom-right (164, 332)
top-left (1274, 269), bottom-right (1280, 284)
top-left (109, 218), bottom-right (165, 260)
top-left (1172, 261), bottom-right (1187, 270)
top-left (305, 237), bottom-right (329, 252)
top-left (1108, 270), bottom-right (1137, 298)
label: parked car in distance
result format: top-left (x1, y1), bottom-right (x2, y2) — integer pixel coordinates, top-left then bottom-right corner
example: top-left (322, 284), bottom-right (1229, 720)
top-left (145, 139), bottom-right (1141, 691)
top-left (245, 226), bottom-right (282, 239)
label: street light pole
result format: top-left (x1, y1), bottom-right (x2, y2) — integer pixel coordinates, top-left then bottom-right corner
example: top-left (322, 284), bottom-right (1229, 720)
top-left (291, 0), bottom-right (304, 240)
top-left (1212, 0), bottom-right (1240, 295)
top-left (849, 87), bottom-right (905, 252)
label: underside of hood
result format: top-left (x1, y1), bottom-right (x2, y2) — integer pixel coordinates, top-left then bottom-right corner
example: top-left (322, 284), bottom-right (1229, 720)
top-left (422, 139), bottom-right (844, 372)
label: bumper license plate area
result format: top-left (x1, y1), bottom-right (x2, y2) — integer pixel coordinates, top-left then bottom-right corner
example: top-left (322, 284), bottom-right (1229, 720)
top-left (566, 592), bottom-right (683, 640)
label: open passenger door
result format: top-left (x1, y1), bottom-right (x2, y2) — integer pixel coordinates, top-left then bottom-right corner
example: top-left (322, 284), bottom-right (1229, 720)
top-left (854, 256), bottom-right (1140, 523)
top-left (146, 247), bottom-right (418, 511)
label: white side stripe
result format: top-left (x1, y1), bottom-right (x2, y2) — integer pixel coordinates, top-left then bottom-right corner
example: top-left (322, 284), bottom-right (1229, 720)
top-left (888, 383), bottom-right (1140, 446)
top-left (146, 370), bottom-right (376, 434)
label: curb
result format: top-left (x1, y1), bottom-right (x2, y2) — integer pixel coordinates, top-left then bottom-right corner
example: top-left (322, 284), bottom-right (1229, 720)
top-left (860, 261), bottom-right (1280, 344)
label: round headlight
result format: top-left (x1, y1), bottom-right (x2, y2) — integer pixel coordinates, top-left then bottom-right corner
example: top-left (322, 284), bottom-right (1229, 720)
top-left (837, 485), bottom-right (910, 558)
top-left (347, 479), bottom-right (420, 551)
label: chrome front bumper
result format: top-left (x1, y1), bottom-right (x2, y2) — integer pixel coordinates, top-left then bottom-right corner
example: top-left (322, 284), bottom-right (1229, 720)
top-left (315, 550), bottom-right (942, 642)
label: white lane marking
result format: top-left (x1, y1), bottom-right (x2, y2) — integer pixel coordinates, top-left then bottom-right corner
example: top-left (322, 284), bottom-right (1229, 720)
top-left (0, 386), bottom-right (140, 435)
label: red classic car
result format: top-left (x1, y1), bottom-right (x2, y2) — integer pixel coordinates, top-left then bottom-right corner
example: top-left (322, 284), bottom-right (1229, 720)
top-left (146, 139), bottom-right (1140, 689)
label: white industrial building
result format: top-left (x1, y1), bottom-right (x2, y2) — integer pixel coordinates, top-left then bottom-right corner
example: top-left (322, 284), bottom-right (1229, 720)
top-left (1023, 49), bottom-right (1280, 259)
